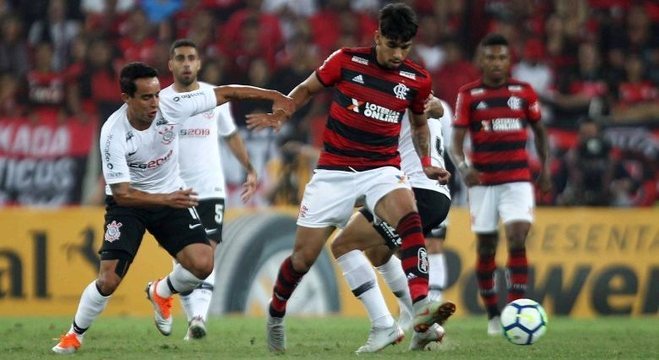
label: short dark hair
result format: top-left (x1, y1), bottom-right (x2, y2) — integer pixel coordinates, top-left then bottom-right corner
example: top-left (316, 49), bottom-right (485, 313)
top-left (169, 38), bottom-right (198, 58)
top-left (480, 33), bottom-right (509, 48)
top-left (379, 2), bottom-right (418, 42)
top-left (119, 62), bottom-right (158, 97)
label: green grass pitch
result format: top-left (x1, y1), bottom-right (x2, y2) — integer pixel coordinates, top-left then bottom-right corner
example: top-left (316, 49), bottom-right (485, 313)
top-left (1, 315), bottom-right (657, 359)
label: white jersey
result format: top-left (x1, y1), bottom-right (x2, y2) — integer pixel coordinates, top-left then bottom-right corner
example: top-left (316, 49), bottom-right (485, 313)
top-left (161, 82), bottom-right (236, 199)
top-left (399, 99), bottom-right (452, 199)
top-left (100, 86), bottom-right (217, 195)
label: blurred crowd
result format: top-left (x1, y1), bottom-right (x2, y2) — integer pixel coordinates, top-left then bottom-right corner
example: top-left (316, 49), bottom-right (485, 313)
top-left (0, 0), bottom-right (657, 207)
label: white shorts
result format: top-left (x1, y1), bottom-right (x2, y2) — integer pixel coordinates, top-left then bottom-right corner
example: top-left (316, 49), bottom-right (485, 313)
top-left (467, 182), bottom-right (535, 233)
top-left (297, 167), bottom-right (411, 228)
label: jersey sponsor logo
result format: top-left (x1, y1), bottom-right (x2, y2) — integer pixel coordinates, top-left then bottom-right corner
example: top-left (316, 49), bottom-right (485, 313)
top-left (172, 91), bottom-right (204, 102)
top-left (351, 56), bottom-right (369, 65)
top-left (470, 88), bottom-right (484, 95)
top-left (476, 101), bottom-right (488, 110)
top-left (103, 134), bottom-right (113, 169)
top-left (180, 128), bottom-right (211, 137)
top-left (128, 149), bottom-right (173, 169)
top-left (352, 74), bottom-right (364, 84)
top-left (393, 83), bottom-right (410, 100)
top-left (106, 171), bottom-right (124, 179)
top-left (158, 125), bottom-right (175, 145)
top-left (418, 247), bottom-right (429, 274)
top-left (104, 220), bottom-right (122, 242)
top-left (508, 85), bottom-right (523, 92)
top-left (346, 98), bottom-right (401, 123)
top-left (507, 96), bottom-right (522, 110)
top-left (491, 117), bottom-right (523, 131)
top-left (399, 70), bottom-right (416, 80)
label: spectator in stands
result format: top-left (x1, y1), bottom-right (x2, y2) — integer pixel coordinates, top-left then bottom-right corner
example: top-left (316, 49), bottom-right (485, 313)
top-left (81, 0), bottom-right (135, 37)
top-left (22, 41), bottom-right (69, 120)
top-left (512, 38), bottom-right (555, 123)
top-left (433, 37), bottom-right (479, 111)
top-left (414, 14), bottom-right (445, 73)
top-left (610, 53), bottom-right (659, 123)
top-left (82, 37), bottom-right (122, 125)
top-left (0, 72), bottom-right (22, 117)
top-left (558, 118), bottom-right (615, 206)
top-left (28, 0), bottom-right (81, 71)
top-left (116, 7), bottom-right (157, 63)
top-left (308, 0), bottom-right (376, 58)
top-left (0, 14), bottom-right (29, 78)
top-left (552, 41), bottom-right (610, 127)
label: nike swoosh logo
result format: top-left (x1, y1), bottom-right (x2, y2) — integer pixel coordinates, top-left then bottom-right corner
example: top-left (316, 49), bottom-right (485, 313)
top-left (128, 151), bottom-right (137, 156)
top-left (189, 223), bottom-right (202, 229)
top-left (205, 228), bottom-right (218, 235)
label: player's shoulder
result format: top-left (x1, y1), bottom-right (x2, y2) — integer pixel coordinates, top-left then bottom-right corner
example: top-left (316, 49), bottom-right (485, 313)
top-left (399, 58), bottom-right (431, 80)
top-left (457, 79), bottom-right (483, 94)
top-left (159, 83), bottom-right (176, 97)
top-left (197, 81), bottom-right (214, 90)
top-left (100, 105), bottom-right (130, 138)
top-left (506, 78), bottom-right (536, 93)
top-left (331, 46), bottom-right (371, 65)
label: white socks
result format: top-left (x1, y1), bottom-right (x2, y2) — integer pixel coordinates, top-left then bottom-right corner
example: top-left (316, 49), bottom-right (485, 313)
top-left (376, 255), bottom-right (414, 316)
top-left (428, 253), bottom-right (446, 302)
top-left (71, 281), bottom-right (111, 335)
top-left (337, 250), bottom-right (394, 328)
top-left (179, 269), bottom-right (215, 322)
top-left (156, 263), bottom-right (204, 298)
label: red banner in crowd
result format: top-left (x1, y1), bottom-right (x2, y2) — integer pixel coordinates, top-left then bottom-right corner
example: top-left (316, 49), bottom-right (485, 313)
top-left (0, 116), bottom-right (98, 206)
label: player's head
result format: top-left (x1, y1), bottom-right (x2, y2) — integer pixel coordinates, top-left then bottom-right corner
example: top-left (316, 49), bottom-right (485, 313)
top-left (375, 2), bottom-right (418, 69)
top-left (478, 33), bottom-right (511, 86)
top-left (169, 38), bottom-right (201, 88)
top-left (120, 62), bottom-right (160, 125)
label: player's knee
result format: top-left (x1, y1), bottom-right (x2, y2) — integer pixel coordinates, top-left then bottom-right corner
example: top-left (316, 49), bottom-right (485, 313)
top-left (290, 252), bottom-right (313, 274)
top-left (189, 255), bottom-right (214, 279)
top-left (96, 272), bottom-right (121, 295)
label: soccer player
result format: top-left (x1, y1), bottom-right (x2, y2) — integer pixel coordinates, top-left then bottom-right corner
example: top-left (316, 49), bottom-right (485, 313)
top-left (330, 96), bottom-right (455, 353)
top-left (51, 62), bottom-right (292, 354)
top-left (163, 39), bottom-right (257, 340)
top-left (450, 33), bottom-right (551, 335)
top-left (247, 3), bottom-right (450, 353)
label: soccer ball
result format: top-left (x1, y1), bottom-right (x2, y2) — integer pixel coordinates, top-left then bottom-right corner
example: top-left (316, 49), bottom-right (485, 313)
top-left (500, 298), bottom-right (548, 345)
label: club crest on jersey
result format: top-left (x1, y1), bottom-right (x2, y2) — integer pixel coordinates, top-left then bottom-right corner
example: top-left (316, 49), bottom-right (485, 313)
top-left (158, 125), bottom-right (175, 144)
top-left (104, 221), bottom-right (122, 242)
top-left (507, 96), bottom-right (522, 110)
top-left (393, 83), bottom-right (410, 100)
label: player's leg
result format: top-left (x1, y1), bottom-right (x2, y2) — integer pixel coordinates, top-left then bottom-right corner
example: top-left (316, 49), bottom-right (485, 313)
top-left (331, 212), bottom-right (404, 353)
top-left (426, 223), bottom-right (447, 303)
top-left (499, 182), bottom-right (535, 303)
top-left (52, 206), bottom-right (144, 354)
top-left (267, 225), bottom-right (334, 352)
top-left (179, 198), bottom-right (225, 340)
top-left (146, 207), bottom-right (214, 336)
top-left (469, 185), bottom-right (503, 335)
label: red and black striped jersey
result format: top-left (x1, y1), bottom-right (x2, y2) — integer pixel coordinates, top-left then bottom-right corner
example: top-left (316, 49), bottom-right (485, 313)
top-left (315, 47), bottom-right (432, 170)
top-left (454, 79), bottom-right (542, 185)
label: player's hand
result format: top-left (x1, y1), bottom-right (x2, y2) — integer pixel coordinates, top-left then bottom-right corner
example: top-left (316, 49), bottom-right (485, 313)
top-left (271, 92), bottom-right (295, 117)
top-left (241, 170), bottom-right (258, 203)
top-left (424, 95), bottom-right (444, 118)
top-left (461, 166), bottom-right (481, 187)
top-left (537, 170), bottom-right (552, 194)
top-left (167, 188), bottom-right (199, 208)
top-left (245, 111), bottom-right (287, 132)
top-left (423, 166), bottom-right (451, 185)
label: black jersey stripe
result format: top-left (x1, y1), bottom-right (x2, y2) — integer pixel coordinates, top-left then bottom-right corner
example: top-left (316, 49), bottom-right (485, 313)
top-left (475, 160), bottom-right (528, 172)
top-left (341, 69), bottom-right (418, 102)
top-left (473, 140), bottom-right (527, 152)
top-left (327, 116), bottom-right (399, 147)
top-left (323, 142), bottom-right (399, 160)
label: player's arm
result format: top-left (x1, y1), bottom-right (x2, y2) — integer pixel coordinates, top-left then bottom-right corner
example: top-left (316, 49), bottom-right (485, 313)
top-left (529, 121), bottom-right (552, 193)
top-left (410, 111), bottom-right (450, 185)
top-left (224, 131), bottom-right (257, 202)
top-left (450, 126), bottom-right (479, 187)
top-left (245, 72), bottom-right (325, 131)
top-left (213, 85), bottom-right (294, 116)
top-left (109, 182), bottom-right (198, 209)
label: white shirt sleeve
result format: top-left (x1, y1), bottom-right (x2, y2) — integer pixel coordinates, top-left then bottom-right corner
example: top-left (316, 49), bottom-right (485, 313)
top-left (159, 86), bottom-right (217, 121)
top-left (100, 130), bottom-right (130, 185)
top-left (217, 102), bottom-right (238, 137)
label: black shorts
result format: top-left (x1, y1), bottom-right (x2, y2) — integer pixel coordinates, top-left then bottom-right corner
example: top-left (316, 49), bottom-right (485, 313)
top-left (360, 188), bottom-right (451, 237)
top-left (196, 198), bottom-right (225, 244)
top-left (413, 188), bottom-right (451, 236)
top-left (99, 196), bottom-right (210, 261)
